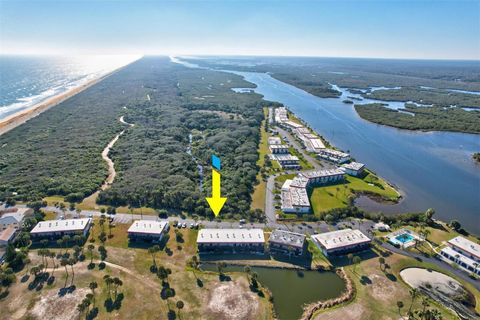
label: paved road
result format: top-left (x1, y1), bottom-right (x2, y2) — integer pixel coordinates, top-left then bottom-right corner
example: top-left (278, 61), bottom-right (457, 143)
top-left (265, 175), bottom-right (277, 224)
top-left (276, 126), bottom-right (334, 170)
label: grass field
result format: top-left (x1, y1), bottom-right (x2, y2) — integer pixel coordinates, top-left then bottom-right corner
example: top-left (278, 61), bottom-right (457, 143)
top-left (314, 245), bottom-right (478, 320)
top-left (251, 108), bottom-right (269, 211)
top-left (1, 224), bottom-right (273, 320)
top-left (310, 172), bottom-right (400, 215)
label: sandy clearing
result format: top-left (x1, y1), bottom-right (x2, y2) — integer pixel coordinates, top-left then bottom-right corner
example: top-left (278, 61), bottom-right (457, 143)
top-left (207, 278), bottom-right (260, 320)
top-left (30, 288), bottom-right (88, 320)
top-left (314, 303), bottom-right (367, 320)
top-left (400, 268), bottom-right (463, 295)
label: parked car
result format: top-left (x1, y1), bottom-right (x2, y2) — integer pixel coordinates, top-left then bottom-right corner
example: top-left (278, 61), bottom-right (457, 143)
top-left (190, 223), bottom-right (194, 229)
top-left (181, 223), bottom-right (187, 228)
top-left (239, 219), bottom-right (246, 224)
top-left (172, 220), bottom-right (178, 227)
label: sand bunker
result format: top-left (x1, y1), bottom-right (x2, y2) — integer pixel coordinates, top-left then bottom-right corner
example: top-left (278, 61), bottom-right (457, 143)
top-left (207, 280), bottom-right (259, 320)
top-left (30, 288), bottom-right (88, 320)
top-left (400, 267), bottom-right (462, 295)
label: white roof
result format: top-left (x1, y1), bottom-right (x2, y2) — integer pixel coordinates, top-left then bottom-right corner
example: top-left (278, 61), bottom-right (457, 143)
top-left (197, 229), bottom-right (265, 244)
top-left (319, 148), bottom-right (350, 158)
top-left (311, 229), bottom-right (371, 250)
top-left (128, 220), bottom-right (169, 235)
top-left (342, 162), bottom-right (365, 171)
top-left (448, 236), bottom-right (480, 259)
top-left (441, 246), bottom-right (479, 270)
top-left (283, 121), bottom-right (303, 128)
top-left (273, 154), bottom-right (299, 161)
top-left (295, 127), bottom-right (311, 134)
top-left (268, 137), bottom-right (282, 145)
top-left (31, 218), bottom-right (91, 234)
top-left (269, 144), bottom-right (289, 149)
top-left (269, 230), bottom-right (305, 248)
top-left (309, 139), bottom-right (326, 149)
top-left (281, 185), bottom-right (310, 209)
top-left (300, 168), bottom-right (344, 180)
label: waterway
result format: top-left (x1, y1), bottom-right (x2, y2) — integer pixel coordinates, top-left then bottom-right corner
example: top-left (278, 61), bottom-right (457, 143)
top-left (171, 57), bottom-right (480, 234)
top-left (201, 264), bottom-right (345, 320)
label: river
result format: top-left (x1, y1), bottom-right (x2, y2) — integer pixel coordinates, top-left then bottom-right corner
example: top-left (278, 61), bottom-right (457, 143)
top-left (171, 57), bottom-right (480, 234)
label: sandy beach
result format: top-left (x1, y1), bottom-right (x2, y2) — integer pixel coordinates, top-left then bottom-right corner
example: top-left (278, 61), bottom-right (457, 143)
top-left (0, 59), bottom-right (138, 136)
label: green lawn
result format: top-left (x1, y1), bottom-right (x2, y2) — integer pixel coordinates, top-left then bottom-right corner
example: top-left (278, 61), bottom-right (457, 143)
top-left (251, 108), bottom-right (269, 210)
top-left (310, 171), bottom-right (400, 215)
top-left (275, 173), bottom-right (297, 184)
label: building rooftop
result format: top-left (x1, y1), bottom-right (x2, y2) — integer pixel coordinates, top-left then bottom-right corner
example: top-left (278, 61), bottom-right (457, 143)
top-left (281, 184), bottom-right (310, 209)
top-left (448, 236), bottom-right (480, 259)
top-left (269, 230), bottom-right (306, 248)
top-left (197, 229), bottom-right (265, 244)
top-left (319, 148), bottom-right (350, 158)
top-left (30, 218), bottom-right (92, 234)
top-left (342, 162), bottom-right (365, 171)
top-left (0, 226), bottom-right (17, 242)
top-left (269, 144), bottom-right (289, 149)
top-left (273, 154), bottom-right (299, 161)
top-left (0, 208), bottom-right (30, 225)
top-left (268, 137), bottom-right (282, 145)
top-left (289, 177), bottom-right (309, 188)
top-left (311, 228), bottom-right (371, 250)
top-left (309, 139), bottom-right (326, 149)
top-left (128, 220), bottom-right (169, 235)
top-left (300, 168), bottom-right (345, 180)
top-left (441, 246), bottom-right (479, 270)
top-left (294, 127), bottom-right (311, 134)
top-left (283, 121), bottom-right (303, 129)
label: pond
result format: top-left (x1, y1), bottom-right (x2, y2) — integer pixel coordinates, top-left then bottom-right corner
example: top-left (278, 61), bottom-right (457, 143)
top-left (201, 264), bottom-right (345, 320)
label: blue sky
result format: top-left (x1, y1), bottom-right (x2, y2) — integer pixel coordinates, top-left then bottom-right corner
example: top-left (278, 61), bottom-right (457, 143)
top-left (1, 0), bottom-right (479, 59)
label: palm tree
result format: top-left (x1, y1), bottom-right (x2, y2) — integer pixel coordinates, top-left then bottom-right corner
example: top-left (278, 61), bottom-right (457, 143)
top-left (347, 253), bottom-right (353, 265)
top-left (378, 257), bottom-right (385, 272)
top-left (217, 262), bottom-right (226, 276)
top-left (396, 300), bottom-right (404, 317)
top-left (188, 256), bottom-right (200, 279)
top-left (87, 244), bottom-right (95, 264)
top-left (421, 297), bottom-right (429, 318)
top-left (30, 265), bottom-right (41, 278)
top-left (69, 258), bottom-right (76, 281)
top-left (60, 258), bottom-right (69, 278)
top-left (104, 275), bottom-right (112, 300)
top-left (112, 277), bottom-right (123, 300)
top-left (352, 256), bottom-right (361, 274)
top-left (77, 300), bottom-right (87, 319)
top-left (40, 239), bottom-right (48, 248)
top-left (244, 265), bottom-right (251, 282)
top-left (148, 245), bottom-right (160, 267)
top-left (176, 300), bottom-right (184, 319)
top-left (408, 288), bottom-right (418, 316)
top-left (89, 281), bottom-right (98, 306)
top-left (62, 235), bottom-right (71, 252)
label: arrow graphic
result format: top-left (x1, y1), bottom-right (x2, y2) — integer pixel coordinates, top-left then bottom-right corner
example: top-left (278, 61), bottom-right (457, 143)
top-left (206, 155), bottom-right (227, 216)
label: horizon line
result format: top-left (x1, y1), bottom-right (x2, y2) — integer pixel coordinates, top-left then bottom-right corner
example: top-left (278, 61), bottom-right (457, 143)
top-left (1, 52), bottom-right (479, 62)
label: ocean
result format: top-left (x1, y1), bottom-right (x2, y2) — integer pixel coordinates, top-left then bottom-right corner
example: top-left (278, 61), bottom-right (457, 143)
top-left (0, 55), bottom-right (140, 120)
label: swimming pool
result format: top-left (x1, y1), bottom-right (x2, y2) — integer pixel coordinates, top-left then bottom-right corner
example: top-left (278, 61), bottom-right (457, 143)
top-left (387, 230), bottom-right (417, 247)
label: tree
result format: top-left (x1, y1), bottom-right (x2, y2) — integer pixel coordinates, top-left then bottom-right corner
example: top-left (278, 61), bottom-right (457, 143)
top-left (176, 300), bottom-right (184, 319)
top-left (88, 281), bottom-right (98, 306)
top-left (425, 208), bottom-right (435, 225)
top-left (157, 266), bottom-right (169, 284)
top-left (244, 265), bottom-right (251, 282)
top-left (408, 288), bottom-right (418, 316)
top-left (450, 220), bottom-right (461, 231)
top-left (60, 258), bottom-right (69, 278)
top-left (378, 257), bottom-right (385, 272)
top-left (347, 253), bottom-right (353, 265)
top-left (112, 277), bottom-right (123, 300)
top-left (396, 300), bottom-right (404, 317)
top-left (104, 275), bottom-right (113, 300)
top-left (148, 245), bottom-right (160, 267)
top-left (87, 244), bottom-right (95, 265)
top-left (188, 256), bottom-right (200, 280)
top-left (217, 262), bottom-right (226, 276)
top-left (30, 265), bottom-right (41, 278)
top-left (352, 256), bottom-right (361, 274)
